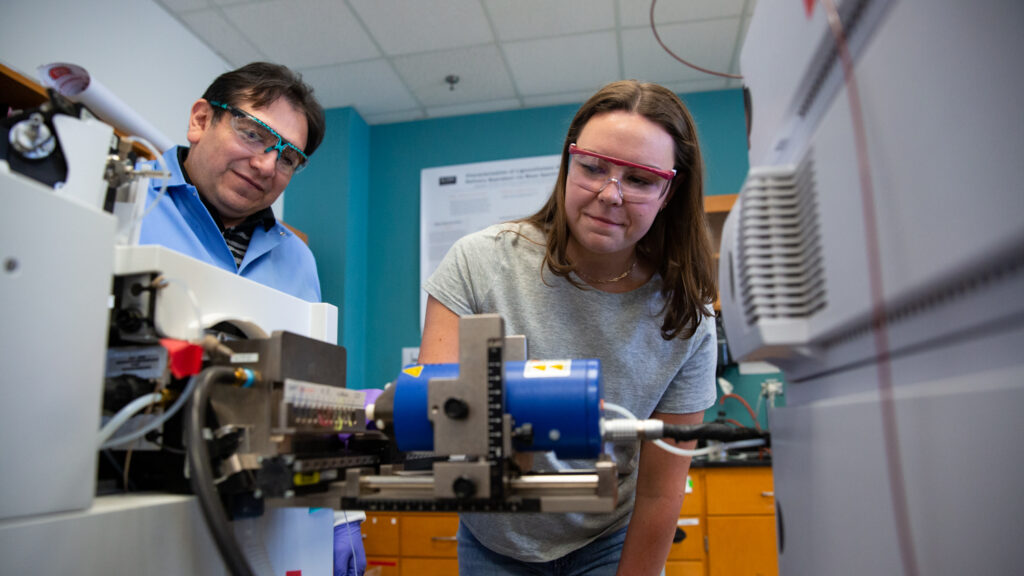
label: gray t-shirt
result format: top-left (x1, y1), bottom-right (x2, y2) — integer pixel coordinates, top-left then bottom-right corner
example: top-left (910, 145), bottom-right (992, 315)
top-left (424, 222), bottom-right (717, 562)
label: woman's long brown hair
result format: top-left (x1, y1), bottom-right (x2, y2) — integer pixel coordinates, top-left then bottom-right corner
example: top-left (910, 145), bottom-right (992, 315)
top-left (520, 80), bottom-right (717, 340)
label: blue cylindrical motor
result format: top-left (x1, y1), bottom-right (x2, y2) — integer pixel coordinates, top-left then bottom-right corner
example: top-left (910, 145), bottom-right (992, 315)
top-left (391, 360), bottom-right (602, 460)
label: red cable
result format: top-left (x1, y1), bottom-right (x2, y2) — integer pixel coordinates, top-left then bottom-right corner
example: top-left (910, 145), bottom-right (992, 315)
top-left (650, 0), bottom-right (744, 80)
top-left (820, 1), bottom-right (919, 575)
top-left (718, 393), bottom-right (761, 431)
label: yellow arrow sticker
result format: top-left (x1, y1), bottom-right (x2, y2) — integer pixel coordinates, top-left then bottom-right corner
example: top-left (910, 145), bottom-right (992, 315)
top-left (523, 360), bottom-right (572, 378)
top-left (403, 365), bottom-right (424, 378)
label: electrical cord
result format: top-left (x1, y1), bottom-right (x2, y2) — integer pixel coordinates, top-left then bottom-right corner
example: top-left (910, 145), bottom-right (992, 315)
top-left (819, 0), bottom-right (918, 574)
top-left (650, 0), bottom-right (744, 80)
top-left (342, 509), bottom-right (358, 575)
top-left (186, 366), bottom-right (258, 576)
top-left (661, 422), bottom-right (768, 444)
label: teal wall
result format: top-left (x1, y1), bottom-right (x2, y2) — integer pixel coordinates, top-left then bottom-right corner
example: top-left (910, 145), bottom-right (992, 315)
top-left (287, 88), bottom-right (750, 392)
top-left (705, 365), bottom-right (787, 430)
top-left (284, 107), bottom-right (370, 390)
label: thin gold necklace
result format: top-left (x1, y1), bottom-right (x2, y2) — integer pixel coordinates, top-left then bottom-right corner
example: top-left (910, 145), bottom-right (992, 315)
top-left (576, 255), bottom-right (637, 284)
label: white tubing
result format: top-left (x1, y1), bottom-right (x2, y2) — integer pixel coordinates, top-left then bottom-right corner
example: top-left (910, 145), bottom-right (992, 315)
top-left (100, 374), bottom-right (200, 450)
top-left (602, 401), bottom-right (637, 420)
top-left (96, 392), bottom-right (163, 449)
top-left (653, 438), bottom-right (766, 458)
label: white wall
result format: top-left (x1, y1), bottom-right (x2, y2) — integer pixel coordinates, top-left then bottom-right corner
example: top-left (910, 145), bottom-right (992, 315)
top-left (1, 0), bottom-right (229, 146)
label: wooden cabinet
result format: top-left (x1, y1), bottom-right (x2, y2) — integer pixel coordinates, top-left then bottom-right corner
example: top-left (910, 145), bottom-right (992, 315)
top-left (362, 512), bottom-right (459, 575)
top-left (364, 557), bottom-right (399, 576)
top-left (705, 194), bottom-right (738, 310)
top-left (665, 470), bottom-right (707, 576)
top-left (399, 557), bottom-right (459, 576)
top-left (399, 514), bottom-right (459, 558)
top-left (705, 466), bottom-right (778, 576)
top-left (362, 513), bottom-right (402, 575)
top-left (362, 513), bottom-right (401, 556)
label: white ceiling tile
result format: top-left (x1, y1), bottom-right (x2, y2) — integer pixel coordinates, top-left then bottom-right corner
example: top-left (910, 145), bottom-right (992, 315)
top-left (622, 18), bottom-right (740, 85)
top-left (504, 32), bottom-right (621, 96)
top-left (484, 0), bottom-right (615, 41)
top-left (350, 0), bottom-right (493, 56)
top-left (298, 60), bottom-right (418, 116)
top-left (618, 0), bottom-right (746, 28)
top-left (426, 98), bottom-right (521, 119)
top-left (522, 90), bottom-right (592, 109)
top-left (156, 0), bottom-right (211, 13)
top-left (363, 109), bottom-right (427, 125)
top-left (166, 0), bottom-right (750, 122)
top-left (223, 0), bottom-right (379, 68)
top-left (392, 44), bottom-right (516, 107)
top-left (179, 9), bottom-right (265, 67)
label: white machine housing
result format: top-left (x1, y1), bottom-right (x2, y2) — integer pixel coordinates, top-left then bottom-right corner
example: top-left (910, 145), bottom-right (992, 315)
top-left (114, 245), bottom-right (337, 344)
top-left (1, 112), bottom-right (338, 524)
top-left (1, 127), bottom-right (116, 521)
top-left (719, 0), bottom-right (1024, 573)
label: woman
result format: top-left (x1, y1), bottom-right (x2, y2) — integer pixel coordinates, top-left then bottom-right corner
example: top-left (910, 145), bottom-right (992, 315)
top-left (419, 80), bottom-right (719, 575)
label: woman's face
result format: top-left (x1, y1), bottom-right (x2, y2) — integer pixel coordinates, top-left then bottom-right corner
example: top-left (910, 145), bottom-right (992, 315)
top-left (564, 111), bottom-right (676, 261)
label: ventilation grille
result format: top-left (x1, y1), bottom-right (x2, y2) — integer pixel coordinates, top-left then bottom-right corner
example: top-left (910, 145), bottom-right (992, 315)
top-left (738, 154), bottom-right (826, 325)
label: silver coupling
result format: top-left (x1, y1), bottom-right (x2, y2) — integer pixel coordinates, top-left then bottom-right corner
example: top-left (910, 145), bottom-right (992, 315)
top-left (601, 419), bottom-right (664, 443)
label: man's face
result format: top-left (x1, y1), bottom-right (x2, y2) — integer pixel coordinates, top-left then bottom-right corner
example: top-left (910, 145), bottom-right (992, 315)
top-left (184, 97), bottom-right (308, 228)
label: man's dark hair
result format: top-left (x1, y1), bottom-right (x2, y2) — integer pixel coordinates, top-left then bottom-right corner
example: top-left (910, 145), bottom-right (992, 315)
top-left (202, 62), bottom-right (326, 156)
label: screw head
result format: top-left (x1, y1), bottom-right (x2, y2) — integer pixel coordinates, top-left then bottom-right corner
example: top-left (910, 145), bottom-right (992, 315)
top-left (452, 476), bottom-right (476, 499)
top-left (444, 397), bottom-right (470, 420)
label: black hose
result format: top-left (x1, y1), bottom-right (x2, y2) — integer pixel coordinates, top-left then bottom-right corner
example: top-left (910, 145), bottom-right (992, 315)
top-left (186, 366), bottom-right (256, 576)
top-left (662, 422), bottom-right (770, 445)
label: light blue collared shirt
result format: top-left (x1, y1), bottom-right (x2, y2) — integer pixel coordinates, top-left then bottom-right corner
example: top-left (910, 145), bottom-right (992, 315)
top-left (139, 146), bottom-right (321, 302)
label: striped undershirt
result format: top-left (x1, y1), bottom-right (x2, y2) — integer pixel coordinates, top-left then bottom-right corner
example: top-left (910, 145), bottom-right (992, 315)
top-left (223, 225), bottom-right (254, 268)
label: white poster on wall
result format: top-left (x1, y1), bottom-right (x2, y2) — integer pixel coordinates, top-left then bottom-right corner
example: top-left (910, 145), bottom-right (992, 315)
top-left (420, 154), bottom-right (561, 328)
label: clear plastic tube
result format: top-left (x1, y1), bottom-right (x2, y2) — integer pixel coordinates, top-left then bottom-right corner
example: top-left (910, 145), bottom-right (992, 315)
top-left (96, 392), bottom-right (163, 449)
top-left (99, 374), bottom-right (199, 450)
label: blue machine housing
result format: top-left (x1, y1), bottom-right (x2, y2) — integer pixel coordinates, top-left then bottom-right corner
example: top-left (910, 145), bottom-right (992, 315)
top-left (391, 360), bottom-right (602, 460)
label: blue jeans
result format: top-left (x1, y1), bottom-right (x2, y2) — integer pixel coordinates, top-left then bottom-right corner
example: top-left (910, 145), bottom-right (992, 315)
top-left (457, 522), bottom-right (627, 575)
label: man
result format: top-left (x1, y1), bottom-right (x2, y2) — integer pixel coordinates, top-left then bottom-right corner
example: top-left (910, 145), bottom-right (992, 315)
top-left (140, 62), bottom-right (326, 302)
